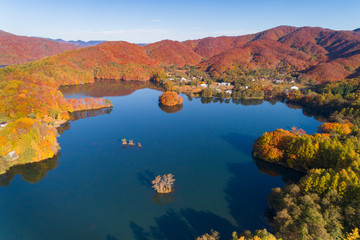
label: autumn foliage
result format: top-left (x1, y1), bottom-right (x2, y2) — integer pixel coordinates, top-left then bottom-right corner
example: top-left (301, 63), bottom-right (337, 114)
top-left (2, 26), bottom-right (360, 84)
top-left (67, 98), bottom-right (112, 111)
top-left (159, 91), bottom-right (183, 106)
top-left (193, 26), bottom-right (360, 82)
top-left (145, 40), bottom-right (202, 68)
top-left (158, 103), bottom-right (183, 113)
top-left (318, 122), bottom-right (354, 135)
top-left (0, 118), bottom-right (59, 174)
top-left (0, 30), bottom-right (79, 65)
top-left (253, 124), bottom-right (359, 172)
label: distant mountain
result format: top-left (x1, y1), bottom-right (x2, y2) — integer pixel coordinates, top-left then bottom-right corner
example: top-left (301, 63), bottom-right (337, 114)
top-left (0, 30), bottom-right (79, 65)
top-left (145, 40), bottom-right (202, 67)
top-left (50, 39), bottom-right (105, 47)
top-left (0, 41), bottom-right (163, 87)
top-left (50, 39), bottom-right (148, 47)
top-left (141, 26), bottom-right (360, 82)
top-left (354, 28), bottom-right (360, 37)
top-left (2, 26), bottom-right (360, 82)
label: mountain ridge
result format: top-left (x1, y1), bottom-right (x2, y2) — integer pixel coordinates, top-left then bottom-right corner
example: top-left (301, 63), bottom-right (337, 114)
top-left (0, 30), bottom-right (80, 65)
top-left (1, 26), bottom-right (360, 82)
top-left (48, 38), bottom-right (106, 47)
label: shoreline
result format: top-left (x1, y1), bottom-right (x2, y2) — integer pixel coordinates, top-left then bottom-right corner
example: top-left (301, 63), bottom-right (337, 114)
top-left (0, 77), bottom-right (324, 177)
top-left (0, 105), bottom-right (113, 176)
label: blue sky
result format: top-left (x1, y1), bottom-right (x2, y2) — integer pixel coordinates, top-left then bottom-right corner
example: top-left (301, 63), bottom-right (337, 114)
top-left (0, 0), bottom-right (359, 43)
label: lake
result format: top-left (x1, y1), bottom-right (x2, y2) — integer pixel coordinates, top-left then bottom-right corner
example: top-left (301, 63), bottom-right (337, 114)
top-left (0, 81), bottom-right (320, 240)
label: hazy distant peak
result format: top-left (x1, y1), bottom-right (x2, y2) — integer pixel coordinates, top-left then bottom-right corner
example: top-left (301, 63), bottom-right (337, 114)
top-left (49, 39), bottom-right (106, 47)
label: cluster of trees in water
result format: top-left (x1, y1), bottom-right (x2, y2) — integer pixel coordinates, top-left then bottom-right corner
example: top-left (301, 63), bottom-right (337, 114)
top-left (251, 78), bottom-right (360, 239)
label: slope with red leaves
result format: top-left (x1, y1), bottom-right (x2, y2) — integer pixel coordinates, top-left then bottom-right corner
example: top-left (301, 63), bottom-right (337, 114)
top-left (145, 40), bottom-right (202, 67)
top-left (192, 26), bottom-right (360, 82)
top-left (0, 30), bottom-right (79, 65)
top-left (2, 25), bottom-right (360, 84)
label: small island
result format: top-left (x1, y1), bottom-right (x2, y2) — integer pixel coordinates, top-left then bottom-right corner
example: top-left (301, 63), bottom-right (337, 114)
top-left (159, 91), bottom-right (183, 106)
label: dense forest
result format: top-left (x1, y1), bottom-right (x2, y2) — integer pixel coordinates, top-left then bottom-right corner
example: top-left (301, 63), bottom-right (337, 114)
top-left (0, 30), bottom-right (79, 65)
top-left (252, 79), bottom-right (360, 239)
top-left (2, 26), bottom-right (360, 82)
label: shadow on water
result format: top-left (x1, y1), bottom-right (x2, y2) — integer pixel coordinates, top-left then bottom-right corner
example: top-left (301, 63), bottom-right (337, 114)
top-left (253, 158), bottom-right (304, 184)
top-left (285, 102), bottom-right (329, 122)
top-left (224, 160), bottom-right (304, 232)
top-left (0, 155), bottom-right (60, 186)
top-left (199, 97), bottom-right (264, 106)
top-left (60, 79), bottom-right (163, 98)
top-left (158, 103), bottom-right (183, 114)
top-left (137, 171), bottom-right (156, 188)
top-left (130, 221), bottom-right (152, 240)
top-left (70, 107), bottom-right (113, 121)
top-left (106, 235), bottom-right (120, 240)
top-left (152, 193), bottom-right (174, 205)
top-left (57, 107), bottom-right (113, 135)
top-left (221, 133), bottom-right (256, 157)
top-left (131, 208), bottom-right (238, 240)
top-left (225, 162), bottom-right (272, 231)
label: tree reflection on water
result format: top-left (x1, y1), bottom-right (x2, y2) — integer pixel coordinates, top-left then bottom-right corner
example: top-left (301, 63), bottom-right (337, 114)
top-left (0, 154), bottom-right (59, 186)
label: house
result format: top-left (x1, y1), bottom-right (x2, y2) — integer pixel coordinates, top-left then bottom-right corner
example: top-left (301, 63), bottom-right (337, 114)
top-left (200, 84), bottom-right (208, 88)
top-left (180, 77), bottom-right (188, 82)
top-left (169, 78), bottom-right (174, 81)
top-left (244, 86), bottom-right (249, 89)
top-left (8, 151), bottom-right (16, 158)
top-left (0, 122), bottom-right (7, 128)
top-left (215, 89), bottom-right (222, 93)
top-left (225, 90), bottom-right (232, 94)
top-left (275, 79), bottom-right (284, 84)
top-left (290, 86), bottom-right (299, 90)
top-left (6, 151), bottom-right (18, 161)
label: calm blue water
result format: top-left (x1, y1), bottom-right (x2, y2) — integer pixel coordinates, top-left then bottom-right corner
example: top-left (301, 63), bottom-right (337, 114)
top-left (0, 84), bottom-right (320, 240)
